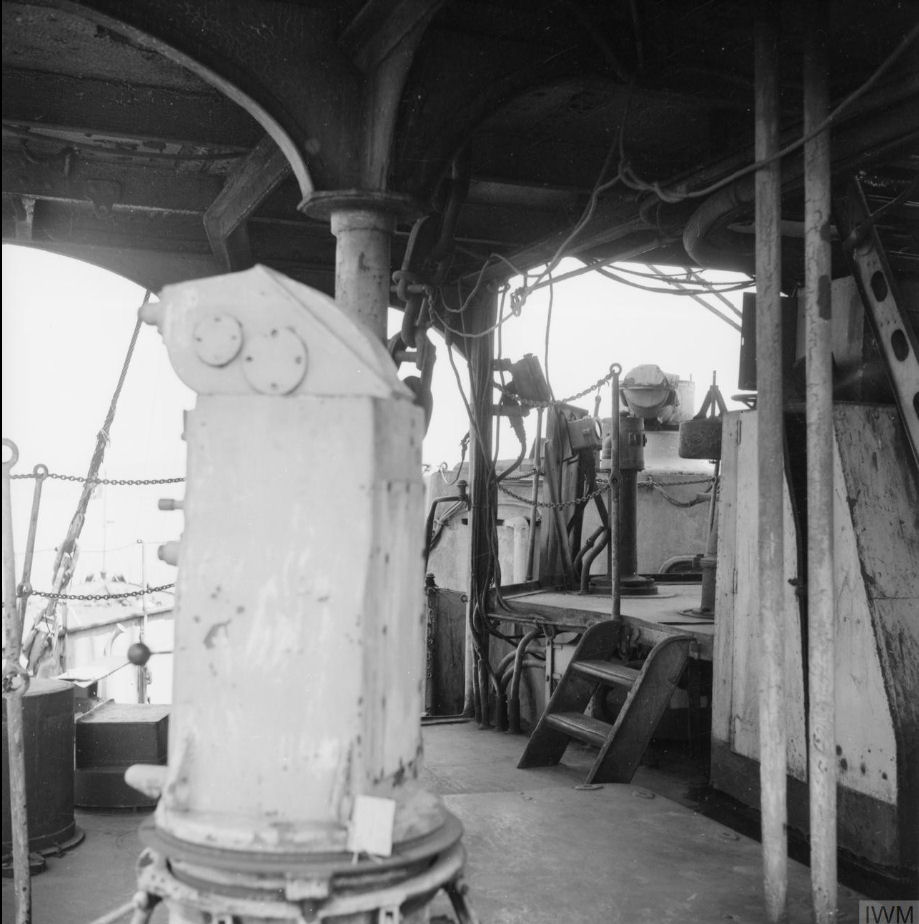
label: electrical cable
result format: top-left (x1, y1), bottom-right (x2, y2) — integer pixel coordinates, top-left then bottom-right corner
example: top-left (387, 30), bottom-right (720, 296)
top-left (617, 23), bottom-right (919, 203)
top-left (594, 265), bottom-right (752, 295)
top-left (600, 262), bottom-right (752, 287)
top-left (438, 433), bottom-right (469, 486)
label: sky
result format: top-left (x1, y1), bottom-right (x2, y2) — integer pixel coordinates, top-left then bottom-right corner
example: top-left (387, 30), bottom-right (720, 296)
top-left (2, 245), bottom-right (749, 591)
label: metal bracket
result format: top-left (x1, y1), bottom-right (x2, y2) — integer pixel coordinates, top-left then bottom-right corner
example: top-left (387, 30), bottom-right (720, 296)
top-left (838, 177), bottom-right (919, 465)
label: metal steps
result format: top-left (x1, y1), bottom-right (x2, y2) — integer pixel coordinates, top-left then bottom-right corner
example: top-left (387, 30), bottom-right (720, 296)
top-left (518, 620), bottom-right (691, 784)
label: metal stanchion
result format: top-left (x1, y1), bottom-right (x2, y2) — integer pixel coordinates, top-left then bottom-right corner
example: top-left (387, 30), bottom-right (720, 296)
top-left (754, 17), bottom-right (788, 922)
top-left (3, 439), bottom-right (32, 924)
top-left (608, 365), bottom-right (622, 619)
top-left (804, 8), bottom-right (838, 920)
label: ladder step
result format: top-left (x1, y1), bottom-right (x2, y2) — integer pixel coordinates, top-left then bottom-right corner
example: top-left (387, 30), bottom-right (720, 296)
top-left (571, 659), bottom-right (639, 688)
top-left (546, 712), bottom-right (612, 748)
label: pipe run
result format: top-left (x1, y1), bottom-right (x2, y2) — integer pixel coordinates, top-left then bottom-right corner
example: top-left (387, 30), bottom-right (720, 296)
top-left (578, 528), bottom-right (610, 594)
top-left (525, 408), bottom-right (544, 581)
top-left (508, 629), bottom-right (543, 734)
top-left (497, 659), bottom-right (543, 731)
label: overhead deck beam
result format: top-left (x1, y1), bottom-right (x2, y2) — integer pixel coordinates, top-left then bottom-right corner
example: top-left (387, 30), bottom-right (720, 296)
top-left (1, 67), bottom-right (261, 149)
top-left (203, 136), bottom-right (293, 271)
top-left (1, 149), bottom-right (223, 214)
top-left (57, 0), bottom-right (360, 194)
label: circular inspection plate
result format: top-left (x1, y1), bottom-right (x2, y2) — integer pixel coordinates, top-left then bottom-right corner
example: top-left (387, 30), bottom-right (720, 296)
top-left (241, 327), bottom-right (308, 394)
top-left (193, 313), bottom-right (243, 367)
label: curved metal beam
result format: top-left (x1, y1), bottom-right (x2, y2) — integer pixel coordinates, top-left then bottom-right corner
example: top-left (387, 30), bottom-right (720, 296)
top-left (37, 0), bottom-right (357, 195)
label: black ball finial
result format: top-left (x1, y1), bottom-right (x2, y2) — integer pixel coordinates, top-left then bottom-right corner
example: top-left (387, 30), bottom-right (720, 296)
top-left (127, 642), bottom-right (152, 666)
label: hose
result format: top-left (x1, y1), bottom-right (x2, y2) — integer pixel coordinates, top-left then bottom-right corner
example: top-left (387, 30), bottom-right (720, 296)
top-left (508, 629), bottom-right (544, 733)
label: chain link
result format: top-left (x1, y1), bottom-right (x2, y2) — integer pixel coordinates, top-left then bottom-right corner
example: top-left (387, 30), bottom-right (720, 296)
top-left (498, 481), bottom-right (611, 509)
top-left (496, 368), bottom-right (618, 409)
top-left (28, 583), bottom-right (175, 601)
top-left (10, 471), bottom-right (184, 485)
top-left (639, 475), bottom-right (715, 488)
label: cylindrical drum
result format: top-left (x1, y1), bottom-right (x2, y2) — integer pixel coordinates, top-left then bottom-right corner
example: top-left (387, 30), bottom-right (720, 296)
top-left (2, 678), bottom-right (76, 854)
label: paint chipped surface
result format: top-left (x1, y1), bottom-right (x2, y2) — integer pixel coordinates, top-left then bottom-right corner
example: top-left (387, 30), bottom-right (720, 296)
top-left (157, 396), bottom-right (443, 853)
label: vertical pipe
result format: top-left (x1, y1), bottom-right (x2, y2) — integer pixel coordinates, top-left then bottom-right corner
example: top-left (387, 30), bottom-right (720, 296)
top-left (618, 469), bottom-right (638, 576)
top-left (755, 18), bottom-right (787, 922)
top-left (525, 408), bottom-right (544, 581)
top-left (2, 440), bottom-right (31, 924)
top-left (699, 460), bottom-right (721, 615)
top-left (330, 208), bottom-right (395, 341)
top-left (804, 11), bottom-right (837, 920)
top-left (507, 518), bottom-right (529, 584)
top-left (465, 289), bottom-right (498, 727)
top-left (609, 365), bottom-right (622, 618)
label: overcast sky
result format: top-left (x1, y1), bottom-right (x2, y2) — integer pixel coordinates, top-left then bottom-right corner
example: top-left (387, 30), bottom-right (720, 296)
top-left (2, 245), bottom-right (748, 590)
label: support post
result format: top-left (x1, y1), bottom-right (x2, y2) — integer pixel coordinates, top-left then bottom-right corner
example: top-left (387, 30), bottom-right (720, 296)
top-left (609, 365), bottom-right (622, 619)
top-left (804, 13), bottom-right (838, 921)
top-left (2, 440), bottom-right (31, 924)
top-left (203, 135), bottom-right (293, 271)
top-left (754, 17), bottom-right (788, 922)
top-left (464, 288), bottom-right (498, 727)
top-left (525, 407), bottom-right (544, 581)
top-left (331, 208), bottom-right (396, 341)
top-left (303, 190), bottom-right (419, 343)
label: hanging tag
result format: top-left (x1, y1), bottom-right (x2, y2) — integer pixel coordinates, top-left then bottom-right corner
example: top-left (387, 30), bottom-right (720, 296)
top-left (347, 795), bottom-right (396, 858)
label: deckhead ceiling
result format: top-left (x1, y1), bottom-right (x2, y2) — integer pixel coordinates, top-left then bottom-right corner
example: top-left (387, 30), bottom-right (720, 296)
top-left (2, 0), bottom-right (917, 297)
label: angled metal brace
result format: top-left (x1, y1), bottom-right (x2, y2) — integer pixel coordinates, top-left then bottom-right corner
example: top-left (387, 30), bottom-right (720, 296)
top-left (838, 177), bottom-right (919, 466)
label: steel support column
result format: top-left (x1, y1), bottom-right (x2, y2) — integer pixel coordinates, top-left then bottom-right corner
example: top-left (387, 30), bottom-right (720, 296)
top-left (754, 17), bottom-right (788, 922)
top-left (302, 192), bottom-right (420, 343)
top-left (331, 208), bottom-right (396, 341)
top-left (804, 16), bottom-right (838, 921)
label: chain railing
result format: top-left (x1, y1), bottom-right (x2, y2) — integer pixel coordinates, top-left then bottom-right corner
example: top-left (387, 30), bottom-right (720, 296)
top-left (29, 583), bottom-right (175, 601)
top-left (3, 583), bottom-right (175, 607)
top-left (10, 471), bottom-right (184, 485)
top-left (495, 367), bottom-right (620, 409)
top-left (498, 480), bottom-right (610, 509)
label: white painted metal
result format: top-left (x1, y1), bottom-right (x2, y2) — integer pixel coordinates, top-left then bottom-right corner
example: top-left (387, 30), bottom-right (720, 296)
top-left (192, 313), bottom-right (243, 367)
top-left (712, 407), bottom-right (909, 871)
top-left (139, 265), bottom-right (401, 400)
top-left (714, 413), bottom-right (807, 779)
top-left (139, 266), bottom-right (445, 858)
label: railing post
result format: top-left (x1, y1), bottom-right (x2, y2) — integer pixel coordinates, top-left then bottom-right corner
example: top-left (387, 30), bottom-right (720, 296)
top-left (755, 15), bottom-right (788, 922)
top-left (804, 9), bottom-right (838, 920)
